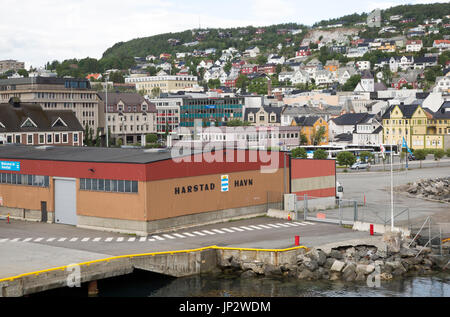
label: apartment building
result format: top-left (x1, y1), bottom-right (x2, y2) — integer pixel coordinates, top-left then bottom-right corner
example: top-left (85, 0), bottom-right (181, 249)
top-left (180, 97), bottom-right (244, 129)
top-left (382, 103), bottom-right (448, 150)
top-left (0, 77), bottom-right (100, 137)
top-left (148, 97), bottom-right (182, 135)
top-left (125, 74), bottom-right (199, 94)
top-left (0, 60), bottom-right (25, 74)
top-left (97, 92), bottom-right (156, 145)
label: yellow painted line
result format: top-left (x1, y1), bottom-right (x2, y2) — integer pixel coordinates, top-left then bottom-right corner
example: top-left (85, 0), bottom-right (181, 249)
top-left (0, 245), bottom-right (307, 283)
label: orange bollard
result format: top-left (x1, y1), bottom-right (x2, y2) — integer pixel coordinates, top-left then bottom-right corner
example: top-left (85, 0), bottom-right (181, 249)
top-left (7, 213), bottom-right (10, 224)
top-left (288, 214), bottom-right (291, 221)
top-left (370, 224), bottom-right (374, 236)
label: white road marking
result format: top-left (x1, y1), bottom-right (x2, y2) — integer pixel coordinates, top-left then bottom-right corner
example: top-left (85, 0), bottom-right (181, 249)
top-left (11, 238), bottom-right (21, 242)
top-left (148, 239), bottom-right (156, 242)
top-left (58, 238), bottom-right (67, 242)
top-left (275, 223), bottom-right (290, 228)
top-left (240, 226), bottom-right (254, 231)
top-left (139, 237), bottom-right (147, 242)
top-left (23, 238), bottom-right (32, 242)
top-left (230, 227), bottom-right (245, 232)
top-left (81, 238), bottom-right (90, 242)
top-left (116, 237), bottom-right (124, 242)
top-left (152, 236), bottom-right (165, 241)
top-left (182, 232), bottom-right (196, 237)
top-left (70, 238), bottom-right (79, 242)
top-left (258, 225), bottom-right (272, 229)
top-left (34, 238), bottom-right (44, 242)
top-left (163, 234), bottom-right (176, 240)
top-left (105, 237), bottom-right (113, 242)
top-left (267, 224), bottom-right (280, 228)
top-left (202, 230), bottom-right (216, 235)
top-left (249, 225), bottom-right (263, 230)
top-left (128, 237), bottom-right (136, 242)
top-left (221, 228), bottom-right (235, 233)
top-left (173, 233), bottom-right (186, 239)
top-left (193, 231), bottom-right (206, 236)
top-left (284, 222), bottom-right (300, 227)
top-left (0, 239), bottom-right (8, 243)
top-left (93, 238), bottom-right (101, 242)
top-left (212, 229), bottom-right (225, 234)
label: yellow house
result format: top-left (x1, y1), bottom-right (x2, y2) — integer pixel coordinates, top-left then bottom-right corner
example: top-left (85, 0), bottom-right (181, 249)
top-left (291, 116), bottom-right (329, 145)
top-left (378, 41), bottom-right (396, 52)
top-left (382, 104), bottom-right (445, 150)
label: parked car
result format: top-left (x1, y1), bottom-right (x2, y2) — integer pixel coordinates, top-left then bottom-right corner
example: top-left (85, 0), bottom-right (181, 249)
top-left (351, 162), bottom-right (370, 170)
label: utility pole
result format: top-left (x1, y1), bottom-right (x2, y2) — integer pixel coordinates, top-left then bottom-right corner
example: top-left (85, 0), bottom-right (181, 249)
top-left (105, 78), bottom-right (109, 148)
top-left (390, 143), bottom-right (394, 231)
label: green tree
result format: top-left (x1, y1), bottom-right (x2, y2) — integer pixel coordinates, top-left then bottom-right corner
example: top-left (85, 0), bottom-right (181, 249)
top-left (434, 149), bottom-right (445, 166)
top-left (291, 147), bottom-right (307, 159)
top-left (342, 75), bottom-right (361, 91)
top-left (151, 87), bottom-right (161, 98)
top-left (146, 134), bottom-right (158, 144)
top-left (208, 79), bottom-right (221, 89)
top-left (446, 148), bottom-right (450, 158)
top-left (17, 69), bottom-right (29, 78)
top-left (337, 151), bottom-right (356, 168)
top-left (299, 133), bottom-right (308, 145)
top-left (226, 120), bottom-right (251, 127)
top-left (359, 151), bottom-right (374, 163)
top-left (413, 149), bottom-right (427, 168)
top-left (313, 149), bottom-right (328, 160)
top-left (311, 126), bottom-right (327, 145)
top-left (109, 71), bottom-right (125, 84)
top-left (235, 74), bottom-right (249, 91)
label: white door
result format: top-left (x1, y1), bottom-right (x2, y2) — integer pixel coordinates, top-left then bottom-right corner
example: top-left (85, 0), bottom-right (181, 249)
top-left (54, 178), bottom-right (77, 225)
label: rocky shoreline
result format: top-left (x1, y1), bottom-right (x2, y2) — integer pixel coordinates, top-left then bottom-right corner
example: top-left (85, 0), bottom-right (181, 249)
top-left (218, 233), bottom-right (450, 282)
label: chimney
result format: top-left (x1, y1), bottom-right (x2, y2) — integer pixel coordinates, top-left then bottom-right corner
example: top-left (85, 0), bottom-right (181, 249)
top-left (267, 78), bottom-right (272, 97)
top-left (8, 97), bottom-right (21, 108)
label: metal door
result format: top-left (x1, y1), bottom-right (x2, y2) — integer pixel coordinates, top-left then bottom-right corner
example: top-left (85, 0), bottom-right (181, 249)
top-left (54, 178), bottom-right (77, 225)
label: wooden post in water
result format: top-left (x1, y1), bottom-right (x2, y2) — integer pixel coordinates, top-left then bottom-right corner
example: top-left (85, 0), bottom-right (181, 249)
top-left (88, 280), bottom-right (99, 297)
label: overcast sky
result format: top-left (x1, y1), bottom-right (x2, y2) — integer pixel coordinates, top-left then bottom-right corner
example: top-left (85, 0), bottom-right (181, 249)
top-left (0, 0), bottom-right (446, 68)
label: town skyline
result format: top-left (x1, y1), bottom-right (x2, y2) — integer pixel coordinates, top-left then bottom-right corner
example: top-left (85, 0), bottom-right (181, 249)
top-left (1, 0), bottom-right (448, 68)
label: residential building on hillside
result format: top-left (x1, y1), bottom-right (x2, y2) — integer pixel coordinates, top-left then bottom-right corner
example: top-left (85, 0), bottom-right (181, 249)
top-left (125, 75), bottom-right (199, 94)
top-left (0, 60), bottom-right (25, 74)
top-left (406, 40), bottom-right (423, 52)
top-left (0, 99), bottom-right (83, 146)
top-left (352, 114), bottom-right (383, 146)
top-left (0, 77), bottom-right (100, 137)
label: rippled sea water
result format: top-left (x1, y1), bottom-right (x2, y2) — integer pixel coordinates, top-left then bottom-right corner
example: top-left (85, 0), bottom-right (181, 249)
top-left (33, 270), bottom-right (450, 297)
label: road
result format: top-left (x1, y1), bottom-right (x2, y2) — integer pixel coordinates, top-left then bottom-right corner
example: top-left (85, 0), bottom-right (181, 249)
top-left (0, 164), bottom-right (448, 279)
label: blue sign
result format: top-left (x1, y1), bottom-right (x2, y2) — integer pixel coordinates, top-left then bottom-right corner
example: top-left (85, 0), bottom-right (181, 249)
top-left (221, 175), bottom-right (229, 192)
top-left (205, 105), bottom-right (216, 109)
top-left (0, 161), bottom-right (20, 171)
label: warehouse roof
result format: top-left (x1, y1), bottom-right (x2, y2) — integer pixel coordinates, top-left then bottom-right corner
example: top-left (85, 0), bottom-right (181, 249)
top-left (0, 144), bottom-right (271, 164)
top-left (0, 145), bottom-right (185, 164)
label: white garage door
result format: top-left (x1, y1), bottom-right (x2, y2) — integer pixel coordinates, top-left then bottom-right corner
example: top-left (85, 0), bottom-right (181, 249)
top-left (54, 178), bottom-right (77, 225)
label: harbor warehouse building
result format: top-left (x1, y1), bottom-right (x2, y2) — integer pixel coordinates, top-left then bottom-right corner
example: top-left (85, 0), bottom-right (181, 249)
top-left (0, 145), bottom-right (336, 235)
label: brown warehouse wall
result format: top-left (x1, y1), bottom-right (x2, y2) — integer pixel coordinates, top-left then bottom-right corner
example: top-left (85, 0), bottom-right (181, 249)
top-left (0, 180), bottom-right (54, 213)
top-left (146, 169), bottom-right (285, 222)
top-left (76, 180), bottom-right (147, 222)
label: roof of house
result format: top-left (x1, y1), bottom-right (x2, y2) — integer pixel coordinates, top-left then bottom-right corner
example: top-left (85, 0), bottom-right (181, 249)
top-left (381, 104), bottom-right (423, 119)
top-left (432, 101), bottom-right (450, 119)
top-left (331, 113), bottom-right (370, 126)
top-left (97, 92), bottom-right (156, 112)
top-left (0, 101), bottom-right (83, 133)
top-left (293, 116), bottom-right (322, 127)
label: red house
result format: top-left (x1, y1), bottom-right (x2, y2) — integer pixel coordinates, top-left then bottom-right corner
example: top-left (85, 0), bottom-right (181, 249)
top-left (240, 65), bottom-right (258, 75)
top-left (257, 64), bottom-right (277, 75)
top-left (296, 46), bottom-right (311, 57)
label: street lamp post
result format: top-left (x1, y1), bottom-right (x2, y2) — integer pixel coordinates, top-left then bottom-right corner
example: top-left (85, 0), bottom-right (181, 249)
top-left (105, 78), bottom-right (109, 148)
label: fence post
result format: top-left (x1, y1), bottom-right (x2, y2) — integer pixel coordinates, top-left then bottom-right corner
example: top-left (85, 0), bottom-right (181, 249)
top-left (303, 194), bottom-right (308, 221)
top-left (353, 201), bottom-right (358, 222)
top-left (339, 199), bottom-right (342, 226)
top-left (294, 195), bottom-right (298, 221)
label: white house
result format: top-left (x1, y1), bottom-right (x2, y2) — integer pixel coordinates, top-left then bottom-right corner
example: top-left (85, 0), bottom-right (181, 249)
top-left (244, 47), bottom-right (260, 58)
top-left (352, 115), bottom-right (383, 146)
top-left (433, 77), bottom-right (450, 93)
top-left (356, 61), bottom-right (371, 71)
top-left (267, 54), bottom-right (285, 65)
top-left (406, 40), bottom-right (423, 52)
